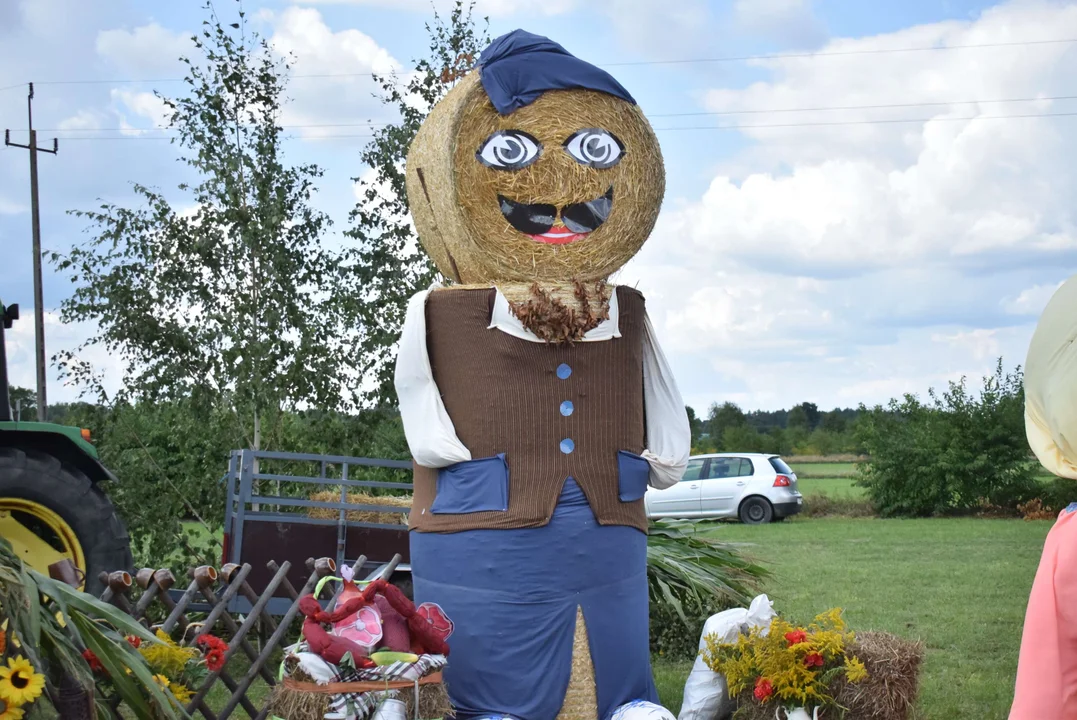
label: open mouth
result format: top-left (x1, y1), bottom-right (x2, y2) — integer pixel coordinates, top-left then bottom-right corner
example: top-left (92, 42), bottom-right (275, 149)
top-left (497, 187), bottom-right (614, 245)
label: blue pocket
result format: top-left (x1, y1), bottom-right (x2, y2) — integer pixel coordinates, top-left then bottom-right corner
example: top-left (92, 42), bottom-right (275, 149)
top-left (617, 450), bottom-right (650, 503)
top-left (431, 454), bottom-right (510, 514)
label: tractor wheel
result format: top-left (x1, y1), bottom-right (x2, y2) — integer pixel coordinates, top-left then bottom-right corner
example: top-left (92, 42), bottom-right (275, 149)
top-left (0, 448), bottom-right (133, 597)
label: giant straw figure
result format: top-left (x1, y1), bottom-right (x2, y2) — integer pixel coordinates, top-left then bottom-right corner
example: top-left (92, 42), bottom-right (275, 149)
top-left (1009, 273), bottom-right (1077, 719)
top-left (396, 30), bottom-right (691, 720)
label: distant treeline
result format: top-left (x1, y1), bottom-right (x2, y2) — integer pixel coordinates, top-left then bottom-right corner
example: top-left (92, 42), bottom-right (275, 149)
top-left (686, 401), bottom-right (862, 456)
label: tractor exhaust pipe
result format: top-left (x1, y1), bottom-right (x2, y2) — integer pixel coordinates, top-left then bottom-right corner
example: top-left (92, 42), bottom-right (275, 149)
top-left (0, 303), bottom-right (18, 423)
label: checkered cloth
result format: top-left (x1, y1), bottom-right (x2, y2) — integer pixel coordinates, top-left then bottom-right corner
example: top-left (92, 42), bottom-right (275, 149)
top-left (285, 643), bottom-right (447, 720)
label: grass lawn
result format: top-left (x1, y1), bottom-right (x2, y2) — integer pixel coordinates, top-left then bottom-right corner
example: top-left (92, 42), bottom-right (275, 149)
top-left (651, 516), bottom-right (1052, 719)
top-left (797, 476), bottom-right (865, 499)
top-left (792, 461), bottom-right (858, 478)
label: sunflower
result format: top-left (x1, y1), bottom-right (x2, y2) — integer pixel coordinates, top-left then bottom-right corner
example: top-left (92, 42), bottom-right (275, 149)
top-left (168, 681), bottom-right (193, 703)
top-left (0, 697), bottom-right (24, 720)
top-left (0, 657), bottom-right (44, 706)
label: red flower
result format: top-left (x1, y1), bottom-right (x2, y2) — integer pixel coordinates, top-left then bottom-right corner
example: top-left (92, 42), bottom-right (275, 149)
top-left (804, 652), bottom-right (825, 668)
top-left (754, 677), bottom-right (775, 701)
top-left (784, 630), bottom-right (808, 646)
top-left (82, 649), bottom-right (106, 674)
top-left (196, 634), bottom-right (227, 653)
top-left (204, 648), bottom-right (226, 672)
top-left (125, 635), bottom-right (142, 649)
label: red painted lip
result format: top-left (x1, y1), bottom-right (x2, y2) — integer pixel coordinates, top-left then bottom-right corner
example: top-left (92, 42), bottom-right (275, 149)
top-left (528, 227), bottom-right (588, 245)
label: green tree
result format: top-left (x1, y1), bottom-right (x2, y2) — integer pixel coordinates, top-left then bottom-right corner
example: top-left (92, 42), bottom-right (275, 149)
top-left (51, 1), bottom-right (361, 567)
top-left (707, 401), bottom-right (747, 448)
top-left (820, 409), bottom-right (848, 434)
top-left (856, 359), bottom-right (1037, 516)
top-left (686, 405), bottom-right (705, 446)
top-left (343, 2), bottom-right (489, 405)
top-left (787, 404), bottom-right (810, 431)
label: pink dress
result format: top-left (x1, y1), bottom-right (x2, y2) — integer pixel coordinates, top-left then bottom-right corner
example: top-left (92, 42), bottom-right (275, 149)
top-left (1011, 505), bottom-right (1077, 719)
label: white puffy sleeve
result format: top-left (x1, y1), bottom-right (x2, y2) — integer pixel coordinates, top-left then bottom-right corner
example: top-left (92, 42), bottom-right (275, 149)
top-left (640, 310), bottom-right (691, 489)
top-left (394, 285), bottom-right (473, 469)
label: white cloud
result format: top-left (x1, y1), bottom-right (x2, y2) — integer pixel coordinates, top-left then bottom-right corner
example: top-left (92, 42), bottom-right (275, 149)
top-left (0, 198), bottom-right (27, 215)
top-left (264, 7), bottom-right (401, 138)
top-left (1003, 280), bottom-right (1067, 316)
top-left (110, 89), bottom-right (172, 130)
top-left (732, 0), bottom-right (826, 46)
top-left (619, 0), bottom-right (1077, 410)
top-left (95, 23), bottom-right (192, 77)
top-left (290, 0), bottom-right (577, 16)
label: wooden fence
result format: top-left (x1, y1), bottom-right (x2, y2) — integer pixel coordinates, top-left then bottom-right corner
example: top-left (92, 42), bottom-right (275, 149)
top-left (93, 556), bottom-right (339, 719)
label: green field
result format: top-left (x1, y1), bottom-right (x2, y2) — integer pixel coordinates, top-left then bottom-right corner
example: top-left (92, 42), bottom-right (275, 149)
top-left (792, 461), bottom-right (859, 478)
top-left (652, 516), bottom-right (1051, 718)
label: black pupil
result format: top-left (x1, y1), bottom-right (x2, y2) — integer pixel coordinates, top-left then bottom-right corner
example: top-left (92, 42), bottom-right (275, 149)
top-left (497, 138), bottom-right (524, 163)
top-left (584, 135), bottom-right (609, 161)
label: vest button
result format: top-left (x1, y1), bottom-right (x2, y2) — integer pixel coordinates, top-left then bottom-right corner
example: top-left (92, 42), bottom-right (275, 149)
top-left (560, 438), bottom-right (575, 454)
top-left (556, 363), bottom-right (572, 380)
top-left (560, 400), bottom-right (574, 417)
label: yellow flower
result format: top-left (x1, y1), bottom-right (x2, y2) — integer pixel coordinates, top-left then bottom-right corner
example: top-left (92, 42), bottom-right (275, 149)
top-left (0, 697), bottom-right (25, 720)
top-left (0, 657), bottom-right (45, 706)
top-left (169, 682), bottom-right (193, 703)
top-left (845, 656), bottom-right (868, 683)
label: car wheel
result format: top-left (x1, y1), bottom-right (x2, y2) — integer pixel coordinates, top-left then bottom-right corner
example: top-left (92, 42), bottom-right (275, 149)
top-left (739, 497), bottom-right (774, 525)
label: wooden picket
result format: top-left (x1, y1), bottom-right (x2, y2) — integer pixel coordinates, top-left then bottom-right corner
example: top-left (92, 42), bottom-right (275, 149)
top-left (94, 556), bottom-right (339, 719)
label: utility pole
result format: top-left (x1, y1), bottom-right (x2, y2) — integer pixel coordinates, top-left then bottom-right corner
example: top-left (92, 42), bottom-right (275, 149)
top-left (5, 83), bottom-right (58, 422)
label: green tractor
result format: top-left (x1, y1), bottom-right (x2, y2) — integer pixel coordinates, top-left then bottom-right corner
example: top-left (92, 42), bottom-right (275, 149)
top-left (0, 300), bottom-right (132, 594)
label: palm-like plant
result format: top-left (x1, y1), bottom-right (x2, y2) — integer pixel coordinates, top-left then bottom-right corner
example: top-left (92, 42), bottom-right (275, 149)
top-left (0, 538), bottom-right (184, 718)
top-left (647, 519), bottom-right (770, 624)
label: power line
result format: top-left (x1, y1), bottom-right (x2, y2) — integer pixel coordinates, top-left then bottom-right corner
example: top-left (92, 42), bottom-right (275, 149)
top-left (20, 92), bottom-right (1077, 135)
top-left (46, 110), bottom-right (1077, 141)
top-left (652, 110), bottom-right (1077, 131)
top-left (6, 35), bottom-right (1077, 88)
top-left (604, 36), bottom-right (1077, 67)
top-left (649, 94), bottom-right (1077, 118)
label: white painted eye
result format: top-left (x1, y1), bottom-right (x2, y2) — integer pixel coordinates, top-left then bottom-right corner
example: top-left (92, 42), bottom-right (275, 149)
top-left (476, 130), bottom-right (542, 170)
top-left (563, 128), bottom-right (624, 169)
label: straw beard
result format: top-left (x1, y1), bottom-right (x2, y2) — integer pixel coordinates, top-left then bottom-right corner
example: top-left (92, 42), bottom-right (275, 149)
top-left (507, 280), bottom-right (611, 345)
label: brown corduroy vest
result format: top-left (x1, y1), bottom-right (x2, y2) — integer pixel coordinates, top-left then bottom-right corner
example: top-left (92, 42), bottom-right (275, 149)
top-left (408, 285), bottom-right (648, 534)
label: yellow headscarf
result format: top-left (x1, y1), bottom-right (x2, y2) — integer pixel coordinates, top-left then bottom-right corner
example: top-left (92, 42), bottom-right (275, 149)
top-left (1025, 273), bottom-right (1077, 479)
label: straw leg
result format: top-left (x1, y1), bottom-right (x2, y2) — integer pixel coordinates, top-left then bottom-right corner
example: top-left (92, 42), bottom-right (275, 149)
top-left (556, 606), bottom-right (598, 720)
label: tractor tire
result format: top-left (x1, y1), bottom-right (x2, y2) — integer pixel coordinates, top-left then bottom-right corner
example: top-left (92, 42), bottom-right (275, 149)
top-left (0, 448), bottom-right (133, 597)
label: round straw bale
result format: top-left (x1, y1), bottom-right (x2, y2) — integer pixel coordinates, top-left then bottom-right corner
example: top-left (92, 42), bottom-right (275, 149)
top-left (406, 70), bottom-right (664, 285)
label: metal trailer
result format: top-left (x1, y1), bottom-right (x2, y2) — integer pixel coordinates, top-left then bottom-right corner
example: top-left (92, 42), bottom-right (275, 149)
top-left (216, 447), bottom-right (414, 615)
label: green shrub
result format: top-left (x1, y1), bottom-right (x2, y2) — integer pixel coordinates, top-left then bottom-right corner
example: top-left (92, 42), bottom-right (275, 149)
top-left (855, 360), bottom-right (1039, 517)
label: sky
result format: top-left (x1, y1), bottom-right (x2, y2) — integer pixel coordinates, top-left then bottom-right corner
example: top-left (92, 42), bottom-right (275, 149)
top-left (2, 0), bottom-right (1077, 415)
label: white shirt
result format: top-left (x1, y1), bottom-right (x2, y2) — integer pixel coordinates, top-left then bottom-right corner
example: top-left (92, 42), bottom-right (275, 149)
top-left (394, 283), bottom-right (690, 489)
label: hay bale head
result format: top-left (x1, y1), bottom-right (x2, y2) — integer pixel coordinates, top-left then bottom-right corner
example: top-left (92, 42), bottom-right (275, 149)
top-left (406, 66), bottom-right (664, 285)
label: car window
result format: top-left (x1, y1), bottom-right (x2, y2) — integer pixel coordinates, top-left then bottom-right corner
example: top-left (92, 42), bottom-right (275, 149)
top-left (768, 456), bottom-right (794, 475)
top-left (682, 459), bottom-right (704, 481)
top-left (704, 457), bottom-right (753, 479)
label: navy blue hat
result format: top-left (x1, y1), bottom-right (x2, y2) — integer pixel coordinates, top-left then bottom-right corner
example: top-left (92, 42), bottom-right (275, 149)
top-left (476, 29), bottom-right (636, 116)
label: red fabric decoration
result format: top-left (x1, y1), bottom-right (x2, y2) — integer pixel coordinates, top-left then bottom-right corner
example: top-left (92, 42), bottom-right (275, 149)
top-left (298, 578), bottom-right (452, 663)
top-left (375, 595), bottom-right (411, 653)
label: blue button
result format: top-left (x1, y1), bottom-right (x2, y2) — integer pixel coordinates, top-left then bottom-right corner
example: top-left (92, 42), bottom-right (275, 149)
top-left (560, 439), bottom-right (575, 454)
top-left (556, 363), bottom-right (572, 380)
top-left (560, 401), bottom-right (574, 417)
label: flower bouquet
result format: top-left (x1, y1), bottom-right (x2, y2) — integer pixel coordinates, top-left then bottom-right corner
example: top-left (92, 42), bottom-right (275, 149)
top-left (702, 608), bottom-right (868, 717)
top-left (85, 629), bottom-right (228, 710)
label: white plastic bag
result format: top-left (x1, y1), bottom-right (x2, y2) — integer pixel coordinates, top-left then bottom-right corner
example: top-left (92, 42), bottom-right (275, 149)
top-left (678, 594), bottom-right (776, 720)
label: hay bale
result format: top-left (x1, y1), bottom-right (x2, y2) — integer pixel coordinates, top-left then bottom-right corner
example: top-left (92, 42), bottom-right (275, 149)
top-left (307, 491), bottom-right (412, 525)
top-left (267, 668), bottom-right (331, 720)
top-left (404, 681), bottom-right (454, 719)
top-left (406, 69), bottom-right (665, 286)
top-left (556, 606), bottom-right (598, 720)
top-left (730, 632), bottom-right (924, 720)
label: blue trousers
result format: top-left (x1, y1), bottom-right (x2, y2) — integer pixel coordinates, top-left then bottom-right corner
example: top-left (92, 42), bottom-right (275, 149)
top-left (410, 479), bottom-right (658, 720)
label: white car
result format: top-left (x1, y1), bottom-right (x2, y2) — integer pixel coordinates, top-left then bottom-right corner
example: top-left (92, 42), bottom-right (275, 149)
top-left (645, 453), bottom-right (804, 524)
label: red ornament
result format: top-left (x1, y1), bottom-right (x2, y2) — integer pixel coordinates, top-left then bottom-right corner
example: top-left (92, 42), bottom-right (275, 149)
top-left (784, 630), bottom-right (808, 646)
top-left (804, 652), bottom-right (825, 668)
top-left (754, 677), bottom-right (775, 701)
top-left (125, 635), bottom-right (142, 649)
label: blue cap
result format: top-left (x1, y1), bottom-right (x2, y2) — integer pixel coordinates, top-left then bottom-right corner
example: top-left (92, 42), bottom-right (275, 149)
top-left (477, 29), bottom-right (636, 116)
